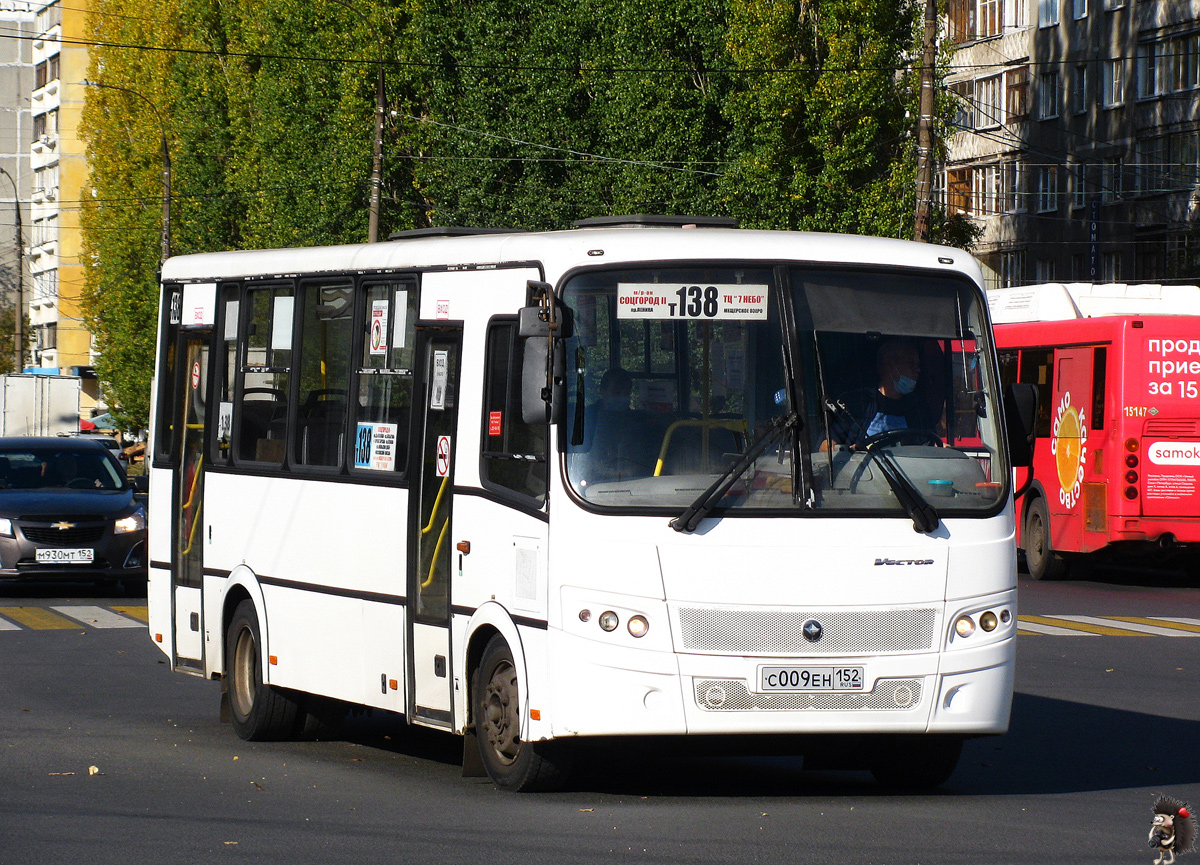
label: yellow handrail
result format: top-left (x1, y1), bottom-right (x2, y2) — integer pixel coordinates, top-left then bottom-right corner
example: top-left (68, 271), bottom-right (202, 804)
top-left (179, 454), bottom-right (203, 556)
top-left (653, 419), bottom-right (748, 477)
top-left (421, 518), bottom-right (450, 589)
top-left (421, 475), bottom-right (449, 535)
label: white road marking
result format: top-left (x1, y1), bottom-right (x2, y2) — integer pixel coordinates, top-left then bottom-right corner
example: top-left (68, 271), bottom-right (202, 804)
top-left (51, 606), bottom-right (145, 629)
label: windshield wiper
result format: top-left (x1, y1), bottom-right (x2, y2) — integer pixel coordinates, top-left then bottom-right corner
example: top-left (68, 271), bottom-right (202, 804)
top-left (669, 412), bottom-right (798, 534)
top-left (824, 399), bottom-right (940, 534)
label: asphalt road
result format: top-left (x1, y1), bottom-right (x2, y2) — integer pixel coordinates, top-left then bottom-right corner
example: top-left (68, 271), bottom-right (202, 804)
top-left (1, 569), bottom-right (1198, 865)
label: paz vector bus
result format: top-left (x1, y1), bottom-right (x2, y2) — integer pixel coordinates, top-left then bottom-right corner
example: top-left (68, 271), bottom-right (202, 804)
top-left (147, 215), bottom-right (1036, 791)
top-left (990, 281), bottom-right (1200, 580)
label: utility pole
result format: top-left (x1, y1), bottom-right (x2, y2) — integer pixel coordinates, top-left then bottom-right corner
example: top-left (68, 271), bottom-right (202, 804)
top-left (913, 0), bottom-right (938, 243)
top-left (0, 167), bottom-right (23, 373)
top-left (368, 63), bottom-right (384, 243)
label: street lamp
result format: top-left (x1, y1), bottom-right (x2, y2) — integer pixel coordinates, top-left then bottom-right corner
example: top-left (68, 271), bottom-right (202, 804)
top-left (82, 80), bottom-right (170, 264)
top-left (0, 166), bottom-right (23, 373)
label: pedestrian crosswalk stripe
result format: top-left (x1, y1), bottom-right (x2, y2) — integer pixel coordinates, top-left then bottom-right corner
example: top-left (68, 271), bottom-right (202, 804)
top-left (0, 616), bottom-right (20, 631)
top-left (1017, 614), bottom-right (1200, 636)
top-left (51, 606), bottom-right (144, 629)
top-left (0, 606), bottom-right (81, 630)
top-left (1085, 615), bottom-right (1200, 636)
top-left (1017, 618), bottom-right (1098, 636)
top-left (111, 605), bottom-right (149, 623)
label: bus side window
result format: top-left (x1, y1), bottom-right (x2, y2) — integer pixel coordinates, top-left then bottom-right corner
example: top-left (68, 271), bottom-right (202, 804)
top-left (1092, 346), bottom-right (1106, 430)
top-left (352, 282), bottom-right (416, 475)
top-left (213, 283), bottom-right (239, 466)
top-left (293, 280), bottom-right (353, 469)
top-left (481, 318), bottom-right (547, 504)
top-left (1018, 347), bottom-right (1054, 438)
top-left (236, 285), bottom-right (293, 465)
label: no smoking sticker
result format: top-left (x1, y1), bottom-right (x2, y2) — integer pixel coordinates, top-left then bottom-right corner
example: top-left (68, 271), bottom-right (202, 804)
top-left (436, 435), bottom-right (451, 477)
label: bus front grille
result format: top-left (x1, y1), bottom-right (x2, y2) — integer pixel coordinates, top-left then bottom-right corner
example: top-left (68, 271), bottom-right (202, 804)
top-left (677, 608), bottom-right (937, 655)
top-left (693, 678), bottom-right (923, 711)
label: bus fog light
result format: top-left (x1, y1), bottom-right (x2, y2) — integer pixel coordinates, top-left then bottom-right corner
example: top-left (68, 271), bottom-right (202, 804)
top-left (979, 611), bottom-right (998, 632)
top-left (578, 609), bottom-right (592, 623)
top-left (627, 615), bottom-right (649, 638)
top-left (954, 615), bottom-right (975, 638)
top-left (598, 611), bottom-right (619, 632)
top-left (999, 609), bottom-right (1011, 624)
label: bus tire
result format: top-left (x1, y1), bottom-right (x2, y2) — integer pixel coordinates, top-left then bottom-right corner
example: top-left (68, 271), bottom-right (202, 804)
top-left (869, 736), bottom-right (962, 791)
top-left (225, 600), bottom-right (301, 741)
top-left (1024, 496), bottom-right (1067, 581)
top-left (472, 635), bottom-right (571, 792)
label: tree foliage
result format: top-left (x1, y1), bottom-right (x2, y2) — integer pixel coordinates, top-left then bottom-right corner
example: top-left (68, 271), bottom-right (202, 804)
top-left (79, 0), bottom-right (959, 430)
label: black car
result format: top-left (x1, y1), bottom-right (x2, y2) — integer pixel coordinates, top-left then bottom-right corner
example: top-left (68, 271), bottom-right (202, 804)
top-left (0, 437), bottom-right (146, 584)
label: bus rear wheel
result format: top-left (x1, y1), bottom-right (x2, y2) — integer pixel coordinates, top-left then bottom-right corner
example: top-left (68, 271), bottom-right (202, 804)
top-left (225, 600), bottom-right (301, 741)
top-left (1024, 496), bottom-right (1067, 581)
top-left (472, 635), bottom-right (571, 792)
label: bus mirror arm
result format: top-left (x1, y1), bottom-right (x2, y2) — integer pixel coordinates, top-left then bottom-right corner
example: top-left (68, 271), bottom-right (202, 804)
top-left (519, 282), bottom-right (573, 426)
top-left (1003, 382), bottom-right (1038, 469)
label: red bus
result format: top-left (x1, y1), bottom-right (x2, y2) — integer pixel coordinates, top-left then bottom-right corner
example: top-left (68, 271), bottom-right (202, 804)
top-left (989, 282), bottom-right (1200, 579)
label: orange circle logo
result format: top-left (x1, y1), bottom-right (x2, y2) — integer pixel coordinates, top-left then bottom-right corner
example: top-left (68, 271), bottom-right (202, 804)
top-left (1050, 392), bottom-right (1088, 507)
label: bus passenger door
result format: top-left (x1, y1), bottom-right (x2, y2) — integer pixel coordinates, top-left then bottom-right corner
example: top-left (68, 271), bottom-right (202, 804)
top-left (172, 331), bottom-right (211, 672)
top-left (407, 327), bottom-right (462, 728)
top-left (1048, 347), bottom-right (1094, 552)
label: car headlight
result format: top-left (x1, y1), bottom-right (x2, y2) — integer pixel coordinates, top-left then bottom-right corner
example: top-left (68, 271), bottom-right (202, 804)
top-left (114, 508), bottom-right (146, 535)
top-left (0, 518), bottom-right (11, 537)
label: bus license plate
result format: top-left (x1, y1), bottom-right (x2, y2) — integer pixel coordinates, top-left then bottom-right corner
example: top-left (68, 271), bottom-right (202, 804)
top-left (759, 666), bottom-right (864, 692)
top-left (36, 548), bottom-right (94, 564)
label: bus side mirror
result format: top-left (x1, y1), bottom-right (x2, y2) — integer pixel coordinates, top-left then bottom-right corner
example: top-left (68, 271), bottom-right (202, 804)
top-left (1003, 382), bottom-right (1038, 468)
top-left (522, 336), bottom-right (565, 425)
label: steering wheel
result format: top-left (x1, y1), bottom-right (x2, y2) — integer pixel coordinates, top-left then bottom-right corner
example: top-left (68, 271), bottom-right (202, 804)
top-left (65, 477), bottom-right (95, 489)
top-left (862, 428), bottom-right (943, 449)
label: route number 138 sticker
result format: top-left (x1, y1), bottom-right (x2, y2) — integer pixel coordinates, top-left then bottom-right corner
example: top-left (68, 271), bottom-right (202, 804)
top-left (616, 283), bottom-right (769, 320)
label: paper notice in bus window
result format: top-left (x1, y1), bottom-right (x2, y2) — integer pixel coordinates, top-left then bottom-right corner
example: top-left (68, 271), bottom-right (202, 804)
top-left (354, 422), bottom-right (397, 471)
top-left (271, 296), bottom-right (294, 350)
top-left (617, 283), bottom-right (769, 320)
top-left (430, 350), bottom-right (449, 410)
top-left (224, 300), bottom-right (239, 341)
top-left (369, 300), bottom-right (388, 355)
top-left (393, 290), bottom-right (408, 349)
top-left (218, 402), bottom-right (233, 443)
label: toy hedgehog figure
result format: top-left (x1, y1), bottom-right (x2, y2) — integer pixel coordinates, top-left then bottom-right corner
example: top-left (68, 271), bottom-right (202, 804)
top-left (1150, 795), bottom-right (1197, 865)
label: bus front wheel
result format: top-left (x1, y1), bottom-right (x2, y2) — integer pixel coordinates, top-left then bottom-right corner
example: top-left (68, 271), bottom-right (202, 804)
top-left (472, 635), bottom-right (571, 792)
top-left (1024, 496), bottom-right (1067, 581)
top-left (225, 600), bottom-right (301, 741)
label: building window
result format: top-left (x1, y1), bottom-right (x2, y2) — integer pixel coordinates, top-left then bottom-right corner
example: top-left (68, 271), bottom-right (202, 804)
top-left (33, 164), bottom-right (59, 195)
top-left (1103, 59), bottom-right (1124, 107)
top-left (1137, 42), bottom-right (1163, 100)
top-left (977, 74), bottom-right (1003, 129)
top-left (1006, 66), bottom-right (1029, 120)
top-left (951, 80), bottom-right (976, 130)
top-left (1101, 252), bottom-right (1121, 282)
top-left (1073, 64), bottom-right (1088, 113)
top-left (1036, 259), bottom-right (1056, 282)
top-left (1072, 253), bottom-right (1086, 280)
top-left (1004, 159), bottom-right (1025, 212)
top-left (33, 268), bottom-right (58, 300)
top-left (948, 168), bottom-right (972, 215)
top-left (1135, 138), bottom-right (1164, 196)
top-left (1000, 250), bottom-right (1027, 287)
top-left (1070, 159), bottom-right (1087, 208)
top-left (1101, 157), bottom-right (1122, 202)
top-left (1039, 72), bottom-right (1060, 119)
top-left (1168, 233), bottom-right (1200, 279)
top-left (36, 323), bottom-right (57, 352)
top-left (1038, 0), bottom-right (1059, 27)
top-left (36, 1), bottom-right (61, 33)
top-left (1137, 246), bottom-right (1160, 281)
top-left (1169, 130), bottom-right (1200, 189)
top-left (948, 0), bottom-right (1007, 42)
top-left (1169, 33), bottom-right (1199, 92)
top-left (1036, 165), bottom-right (1059, 212)
top-left (1072, 0), bottom-right (1086, 19)
top-left (1102, 0), bottom-right (1123, 9)
top-left (972, 162), bottom-right (1002, 215)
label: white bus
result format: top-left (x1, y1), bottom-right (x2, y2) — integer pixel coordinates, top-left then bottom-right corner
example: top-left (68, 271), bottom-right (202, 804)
top-left (148, 215), bottom-right (1036, 791)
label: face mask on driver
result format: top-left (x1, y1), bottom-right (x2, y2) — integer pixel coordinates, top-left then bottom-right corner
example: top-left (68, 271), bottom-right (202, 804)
top-left (893, 375), bottom-right (917, 396)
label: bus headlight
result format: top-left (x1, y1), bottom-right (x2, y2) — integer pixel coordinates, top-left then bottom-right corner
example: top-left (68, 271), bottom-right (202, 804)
top-left (598, 611), bottom-right (619, 632)
top-left (115, 508), bottom-right (146, 535)
top-left (979, 611), bottom-right (998, 632)
top-left (627, 615), bottom-right (649, 638)
top-left (0, 518), bottom-right (11, 537)
top-left (954, 615), bottom-right (976, 638)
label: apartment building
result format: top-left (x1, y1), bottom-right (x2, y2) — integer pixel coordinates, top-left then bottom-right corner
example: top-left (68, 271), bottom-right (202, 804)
top-left (27, 0), bottom-right (100, 411)
top-left (0, 0), bottom-right (36, 364)
top-left (944, 0), bottom-right (1200, 288)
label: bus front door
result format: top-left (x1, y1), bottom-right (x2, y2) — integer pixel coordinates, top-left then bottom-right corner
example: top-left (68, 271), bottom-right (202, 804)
top-left (408, 328), bottom-right (462, 728)
top-left (172, 333), bottom-right (209, 672)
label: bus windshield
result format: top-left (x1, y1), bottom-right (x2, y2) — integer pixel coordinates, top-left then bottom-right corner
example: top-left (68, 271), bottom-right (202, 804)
top-left (561, 264), bottom-right (1007, 516)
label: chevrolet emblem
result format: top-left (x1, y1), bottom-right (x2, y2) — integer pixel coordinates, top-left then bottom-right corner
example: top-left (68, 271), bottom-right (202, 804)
top-left (51, 521), bottom-right (75, 530)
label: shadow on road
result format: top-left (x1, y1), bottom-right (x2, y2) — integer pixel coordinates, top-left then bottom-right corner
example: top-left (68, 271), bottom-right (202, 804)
top-left (323, 689), bottom-right (1198, 798)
